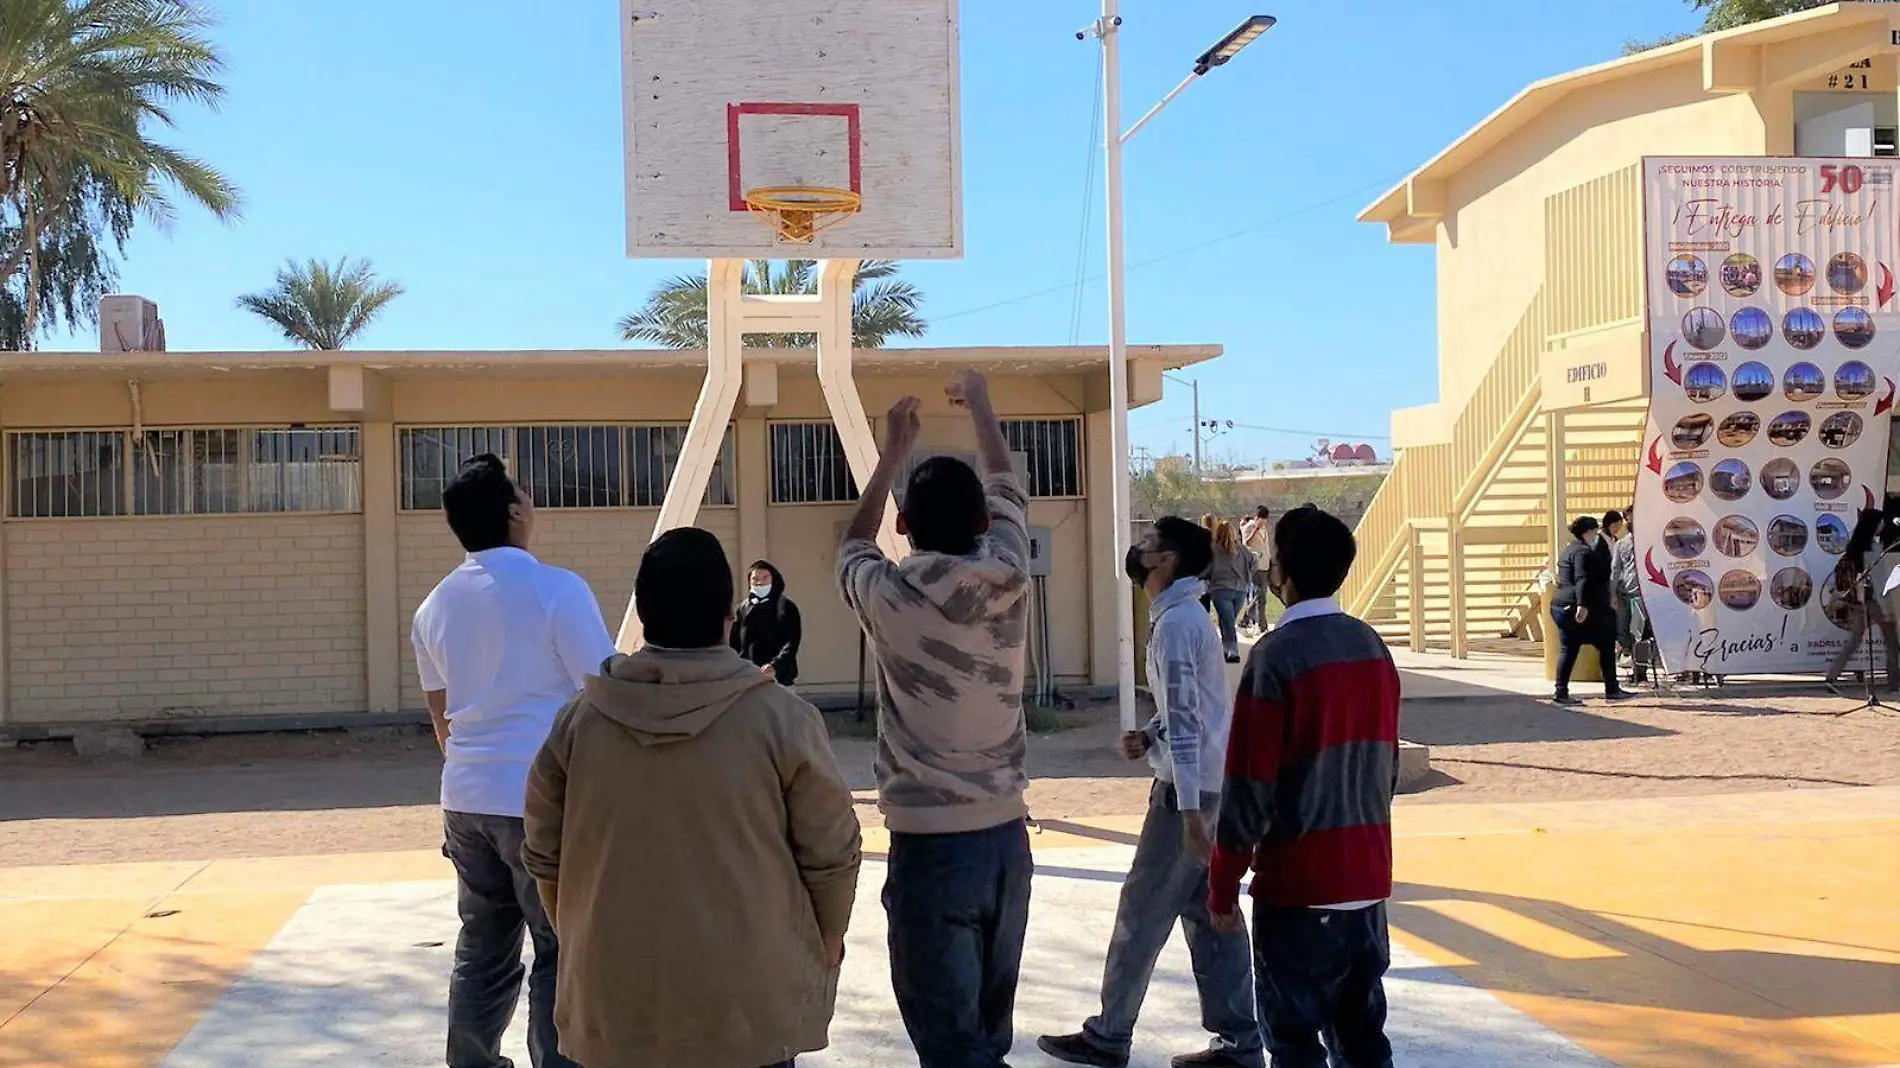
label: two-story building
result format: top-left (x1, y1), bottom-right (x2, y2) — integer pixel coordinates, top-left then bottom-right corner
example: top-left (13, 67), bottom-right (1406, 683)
top-left (1347, 1), bottom-right (1900, 655)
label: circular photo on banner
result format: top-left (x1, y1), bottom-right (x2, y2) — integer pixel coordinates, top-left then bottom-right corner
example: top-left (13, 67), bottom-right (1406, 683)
top-left (1771, 567), bottom-right (1814, 610)
top-left (1820, 411), bottom-right (1863, 450)
top-left (1767, 515), bottom-right (1808, 557)
top-left (1818, 513), bottom-right (1852, 553)
top-left (1824, 580), bottom-right (1859, 630)
top-left (1783, 309), bottom-right (1827, 351)
top-left (1732, 361), bottom-right (1774, 401)
top-left (1837, 360), bottom-right (1878, 400)
top-left (1668, 255), bottom-right (1710, 297)
top-left (1664, 516), bottom-right (1708, 559)
top-left (1784, 361), bottom-right (1826, 401)
top-left (1711, 458), bottom-right (1752, 502)
top-left (1713, 515), bottom-right (1761, 557)
top-left (1719, 411), bottom-right (1762, 447)
top-left (1664, 461), bottom-right (1705, 503)
top-left (1761, 457), bottom-right (1800, 500)
top-left (1722, 253), bottom-right (1762, 298)
top-left (1776, 252), bottom-right (1817, 296)
top-left (1827, 252), bottom-right (1868, 295)
top-left (1674, 569), bottom-right (1715, 610)
top-left (1685, 362), bottom-right (1727, 403)
top-left (1719, 571), bottom-right (1762, 611)
top-left (1768, 411), bottom-right (1812, 447)
top-left (1684, 307), bottom-right (1727, 350)
top-left (1730, 307), bottom-right (1773, 350)
top-left (1810, 458), bottom-right (1852, 500)
top-left (1672, 413), bottom-right (1714, 450)
top-left (1834, 307), bottom-right (1876, 350)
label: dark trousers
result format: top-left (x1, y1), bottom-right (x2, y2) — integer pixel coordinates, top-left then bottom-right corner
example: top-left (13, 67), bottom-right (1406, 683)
top-left (443, 811), bottom-right (574, 1068)
top-left (1081, 782), bottom-right (1261, 1064)
top-left (884, 818), bottom-right (1034, 1068)
top-left (1251, 903), bottom-right (1393, 1068)
top-left (1552, 605), bottom-right (1619, 698)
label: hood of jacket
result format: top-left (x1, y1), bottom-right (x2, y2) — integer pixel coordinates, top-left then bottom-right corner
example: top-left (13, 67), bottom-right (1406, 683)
top-left (747, 558), bottom-right (787, 601)
top-left (581, 646), bottom-right (773, 747)
top-left (894, 544), bottom-right (1029, 625)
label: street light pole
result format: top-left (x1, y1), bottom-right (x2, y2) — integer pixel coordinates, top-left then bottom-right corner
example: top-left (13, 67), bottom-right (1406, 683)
top-left (1092, 9), bottom-right (1275, 731)
top-left (1099, 0), bottom-right (1138, 731)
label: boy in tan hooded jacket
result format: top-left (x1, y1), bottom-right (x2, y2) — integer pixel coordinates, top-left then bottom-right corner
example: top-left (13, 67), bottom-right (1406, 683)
top-left (523, 527), bottom-right (861, 1068)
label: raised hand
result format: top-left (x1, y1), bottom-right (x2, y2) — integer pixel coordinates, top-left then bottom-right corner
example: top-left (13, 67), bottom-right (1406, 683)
top-left (885, 396), bottom-right (922, 454)
top-left (946, 370), bottom-right (991, 410)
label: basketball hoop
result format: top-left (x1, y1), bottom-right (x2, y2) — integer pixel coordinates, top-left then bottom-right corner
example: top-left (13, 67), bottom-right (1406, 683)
top-left (743, 186), bottom-right (862, 243)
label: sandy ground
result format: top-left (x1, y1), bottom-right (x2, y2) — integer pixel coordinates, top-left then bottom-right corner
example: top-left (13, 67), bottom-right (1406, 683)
top-left (2, 688), bottom-right (1895, 867)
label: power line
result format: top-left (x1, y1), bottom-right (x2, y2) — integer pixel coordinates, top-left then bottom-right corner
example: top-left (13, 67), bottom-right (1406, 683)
top-left (1066, 59), bottom-right (1105, 344)
top-left (933, 170), bottom-right (1408, 324)
top-left (1228, 420), bottom-right (1391, 440)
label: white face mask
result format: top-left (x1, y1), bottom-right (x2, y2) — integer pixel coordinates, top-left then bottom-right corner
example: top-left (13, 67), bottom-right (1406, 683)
top-left (749, 584), bottom-right (773, 600)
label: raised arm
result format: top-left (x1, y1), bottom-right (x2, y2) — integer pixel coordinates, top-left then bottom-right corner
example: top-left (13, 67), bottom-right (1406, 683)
top-left (948, 370), bottom-right (1011, 477)
top-left (842, 396), bottom-right (922, 545)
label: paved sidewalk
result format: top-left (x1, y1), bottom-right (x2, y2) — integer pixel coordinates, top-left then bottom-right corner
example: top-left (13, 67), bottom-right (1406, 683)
top-left (5, 788), bottom-right (1897, 1067)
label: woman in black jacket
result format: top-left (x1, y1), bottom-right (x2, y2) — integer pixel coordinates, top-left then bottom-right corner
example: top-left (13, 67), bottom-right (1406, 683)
top-left (731, 559), bottom-right (801, 687)
top-left (1551, 515), bottom-right (1626, 704)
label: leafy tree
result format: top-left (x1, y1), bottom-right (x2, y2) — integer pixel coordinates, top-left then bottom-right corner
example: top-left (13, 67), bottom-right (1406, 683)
top-left (0, 0), bottom-right (241, 347)
top-left (1625, 0), bottom-right (1829, 55)
top-left (236, 257), bottom-right (404, 350)
top-left (618, 259), bottom-right (926, 348)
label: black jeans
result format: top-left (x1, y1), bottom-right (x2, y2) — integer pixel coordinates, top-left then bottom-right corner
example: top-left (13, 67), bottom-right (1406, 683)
top-left (1251, 903), bottom-right (1393, 1068)
top-left (443, 811), bottom-right (574, 1068)
top-left (1552, 604), bottom-right (1619, 697)
top-left (884, 818), bottom-right (1034, 1068)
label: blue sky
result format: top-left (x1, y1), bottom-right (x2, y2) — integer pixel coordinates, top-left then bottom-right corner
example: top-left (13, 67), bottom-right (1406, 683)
top-left (60, 0), bottom-right (1698, 463)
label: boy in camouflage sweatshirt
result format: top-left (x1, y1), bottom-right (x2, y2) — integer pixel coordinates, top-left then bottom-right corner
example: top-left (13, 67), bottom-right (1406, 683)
top-left (838, 370), bottom-right (1032, 1068)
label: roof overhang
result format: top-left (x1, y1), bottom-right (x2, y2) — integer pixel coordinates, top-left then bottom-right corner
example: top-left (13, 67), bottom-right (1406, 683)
top-left (1360, 2), bottom-right (1900, 243)
top-left (0, 344), bottom-right (1221, 383)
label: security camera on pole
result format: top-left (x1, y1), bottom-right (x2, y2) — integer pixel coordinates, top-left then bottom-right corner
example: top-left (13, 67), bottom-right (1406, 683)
top-left (1082, 9), bottom-right (1276, 728)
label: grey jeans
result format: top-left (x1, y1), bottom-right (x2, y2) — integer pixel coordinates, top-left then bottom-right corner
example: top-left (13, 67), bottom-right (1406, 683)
top-left (443, 810), bottom-right (575, 1068)
top-left (1081, 781), bottom-right (1263, 1065)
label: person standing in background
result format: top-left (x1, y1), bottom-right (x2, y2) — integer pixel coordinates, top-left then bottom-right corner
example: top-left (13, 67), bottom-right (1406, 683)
top-left (1206, 520), bottom-right (1257, 664)
top-left (732, 559), bottom-right (802, 688)
top-left (1240, 507), bottom-right (1273, 631)
top-left (411, 454), bottom-right (615, 1068)
top-left (1037, 516), bottom-right (1263, 1068)
top-left (1609, 506), bottom-right (1646, 686)
top-left (837, 371), bottom-right (1034, 1068)
top-left (1825, 508), bottom-right (1899, 694)
top-left (1551, 515), bottom-right (1625, 706)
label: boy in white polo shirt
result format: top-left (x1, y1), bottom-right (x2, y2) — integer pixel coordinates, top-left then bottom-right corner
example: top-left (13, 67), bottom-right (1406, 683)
top-left (411, 454), bottom-right (616, 1068)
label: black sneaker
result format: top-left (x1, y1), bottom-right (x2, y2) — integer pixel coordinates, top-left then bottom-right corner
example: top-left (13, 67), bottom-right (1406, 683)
top-left (1172, 1051), bottom-right (1264, 1068)
top-left (1604, 689), bottom-right (1632, 701)
top-left (1037, 1034), bottom-right (1126, 1068)
top-left (1552, 693), bottom-right (1581, 706)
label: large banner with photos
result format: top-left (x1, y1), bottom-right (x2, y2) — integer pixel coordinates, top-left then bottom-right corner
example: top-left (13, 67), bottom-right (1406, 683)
top-left (1637, 157), bottom-right (1899, 676)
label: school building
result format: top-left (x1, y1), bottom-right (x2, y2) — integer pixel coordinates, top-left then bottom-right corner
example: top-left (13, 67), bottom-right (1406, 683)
top-left (0, 333), bottom-right (1216, 734)
top-left (1345, 1), bottom-right (1900, 655)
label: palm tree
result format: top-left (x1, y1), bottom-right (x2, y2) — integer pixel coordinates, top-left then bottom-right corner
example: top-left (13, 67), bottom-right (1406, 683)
top-left (237, 257), bottom-right (404, 350)
top-left (618, 259), bottom-right (926, 348)
top-left (0, 0), bottom-right (241, 344)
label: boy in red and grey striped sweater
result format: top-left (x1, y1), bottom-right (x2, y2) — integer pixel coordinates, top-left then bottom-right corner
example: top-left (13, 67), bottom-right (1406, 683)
top-left (1208, 505), bottom-right (1401, 1068)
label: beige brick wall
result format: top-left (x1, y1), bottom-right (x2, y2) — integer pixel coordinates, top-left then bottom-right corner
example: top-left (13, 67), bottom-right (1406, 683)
top-left (5, 515), bottom-right (368, 724)
top-left (396, 508), bottom-right (741, 710)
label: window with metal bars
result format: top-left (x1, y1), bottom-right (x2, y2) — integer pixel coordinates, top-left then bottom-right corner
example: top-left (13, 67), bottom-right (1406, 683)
top-left (397, 425), bottom-right (734, 512)
top-left (770, 422), bottom-right (860, 504)
top-left (1002, 418), bottom-right (1084, 498)
top-left (7, 428), bottom-right (361, 518)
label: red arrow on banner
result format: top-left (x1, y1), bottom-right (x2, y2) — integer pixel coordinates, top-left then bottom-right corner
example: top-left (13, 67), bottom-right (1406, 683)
top-left (1881, 263), bottom-right (1895, 308)
top-left (1663, 341), bottom-right (1683, 386)
top-left (1646, 436), bottom-right (1663, 474)
top-left (1880, 379), bottom-right (1897, 416)
top-left (1644, 549), bottom-right (1667, 588)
